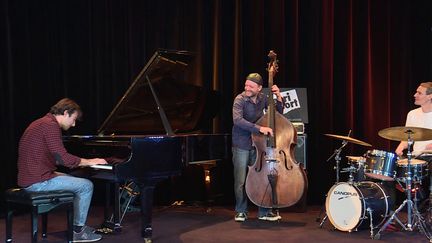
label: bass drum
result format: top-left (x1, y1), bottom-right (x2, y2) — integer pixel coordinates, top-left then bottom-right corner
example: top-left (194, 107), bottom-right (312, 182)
top-left (325, 181), bottom-right (393, 232)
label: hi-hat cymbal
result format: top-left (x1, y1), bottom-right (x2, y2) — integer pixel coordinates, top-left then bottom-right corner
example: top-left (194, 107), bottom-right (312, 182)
top-left (378, 126), bottom-right (432, 141)
top-left (417, 150), bottom-right (432, 156)
top-left (324, 134), bottom-right (372, 147)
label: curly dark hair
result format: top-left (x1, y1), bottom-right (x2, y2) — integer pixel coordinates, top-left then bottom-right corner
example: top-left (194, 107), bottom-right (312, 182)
top-left (49, 98), bottom-right (82, 120)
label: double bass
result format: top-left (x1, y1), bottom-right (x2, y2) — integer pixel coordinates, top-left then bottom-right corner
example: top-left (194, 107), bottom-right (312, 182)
top-left (245, 50), bottom-right (307, 208)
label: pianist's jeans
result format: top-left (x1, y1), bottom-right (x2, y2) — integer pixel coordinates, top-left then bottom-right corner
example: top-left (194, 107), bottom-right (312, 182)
top-left (25, 174), bottom-right (93, 226)
top-left (232, 147), bottom-right (270, 217)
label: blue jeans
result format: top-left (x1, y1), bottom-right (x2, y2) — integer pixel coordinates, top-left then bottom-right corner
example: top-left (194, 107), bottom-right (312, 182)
top-left (25, 174), bottom-right (93, 226)
top-left (232, 147), bottom-right (270, 217)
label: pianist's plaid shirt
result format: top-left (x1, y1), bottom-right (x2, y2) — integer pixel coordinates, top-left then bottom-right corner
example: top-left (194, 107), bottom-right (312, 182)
top-left (17, 113), bottom-right (81, 187)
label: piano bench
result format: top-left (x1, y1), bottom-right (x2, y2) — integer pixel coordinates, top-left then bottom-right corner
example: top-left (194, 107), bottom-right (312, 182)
top-left (4, 188), bottom-right (75, 243)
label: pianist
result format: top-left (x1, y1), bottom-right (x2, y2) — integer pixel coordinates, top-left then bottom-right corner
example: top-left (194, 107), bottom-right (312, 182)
top-left (17, 98), bottom-right (107, 242)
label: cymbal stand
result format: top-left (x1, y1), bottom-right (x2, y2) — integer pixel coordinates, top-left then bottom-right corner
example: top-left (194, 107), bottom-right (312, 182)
top-left (317, 139), bottom-right (348, 227)
top-left (374, 132), bottom-right (432, 241)
top-left (327, 139), bottom-right (349, 183)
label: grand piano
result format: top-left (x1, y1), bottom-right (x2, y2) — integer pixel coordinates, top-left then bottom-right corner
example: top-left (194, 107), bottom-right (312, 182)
top-left (64, 49), bottom-right (230, 241)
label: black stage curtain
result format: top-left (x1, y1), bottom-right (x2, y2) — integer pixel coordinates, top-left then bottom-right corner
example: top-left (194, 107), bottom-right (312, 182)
top-left (1, 0), bottom-right (432, 206)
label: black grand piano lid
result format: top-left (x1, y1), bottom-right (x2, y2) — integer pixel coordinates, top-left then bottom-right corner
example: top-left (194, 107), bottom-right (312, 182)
top-left (98, 49), bottom-right (217, 136)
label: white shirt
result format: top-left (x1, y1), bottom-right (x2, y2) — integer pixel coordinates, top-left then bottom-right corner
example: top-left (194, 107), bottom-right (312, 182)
top-left (405, 107), bottom-right (432, 155)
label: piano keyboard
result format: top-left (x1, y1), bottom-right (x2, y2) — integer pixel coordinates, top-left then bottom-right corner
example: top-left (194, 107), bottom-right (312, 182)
top-left (90, 164), bottom-right (113, 170)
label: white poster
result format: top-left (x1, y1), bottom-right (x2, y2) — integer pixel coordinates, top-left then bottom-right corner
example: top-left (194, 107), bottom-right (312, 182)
top-left (280, 89), bottom-right (301, 114)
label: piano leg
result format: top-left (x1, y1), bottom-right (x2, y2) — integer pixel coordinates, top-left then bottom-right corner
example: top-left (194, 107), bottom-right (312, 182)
top-left (114, 182), bottom-right (121, 228)
top-left (104, 183), bottom-right (111, 223)
top-left (136, 180), bottom-right (158, 242)
top-left (100, 182), bottom-right (122, 233)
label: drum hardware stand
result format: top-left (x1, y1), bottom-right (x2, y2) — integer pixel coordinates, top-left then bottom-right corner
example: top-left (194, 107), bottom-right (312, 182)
top-left (367, 208), bottom-right (375, 239)
top-left (428, 174), bottom-right (432, 221)
top-left (373, 133), bottom-right (432, 241)
top-left (317, 135), bottom-right (349, 227)
top-left (341, 166), bottom-right (358, 183)
top-left (328, 139), bottom-right (349, 183)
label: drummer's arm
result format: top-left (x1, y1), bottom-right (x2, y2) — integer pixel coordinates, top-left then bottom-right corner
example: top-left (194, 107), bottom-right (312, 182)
top-left (396, 141), bottom-right (408, 156)
top-left (425, 143), bottom-right (432, 150)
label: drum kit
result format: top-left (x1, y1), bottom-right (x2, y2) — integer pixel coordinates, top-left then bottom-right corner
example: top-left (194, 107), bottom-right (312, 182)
top-left (318, 126), bottom-right (432, 241)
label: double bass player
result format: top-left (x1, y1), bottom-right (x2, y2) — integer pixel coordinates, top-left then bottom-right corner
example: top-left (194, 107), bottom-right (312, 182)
top-left (232, 72), bottom-right (285, 222)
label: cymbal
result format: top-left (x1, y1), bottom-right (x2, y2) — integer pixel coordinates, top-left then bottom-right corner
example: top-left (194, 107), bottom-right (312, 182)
top-left (324, 134), bottom-right (372, 147)
top-left (397, 158), bottom-right (427, 165)
top-left (378, 126), bottom-right (432, 141)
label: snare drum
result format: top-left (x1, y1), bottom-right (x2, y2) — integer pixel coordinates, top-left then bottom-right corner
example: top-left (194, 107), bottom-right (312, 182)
top-left (396, 158), bottom-right (428, 182)
top-left (364, 150), bottom-right (397, 181)
top-left (325, 181), bottom-right (393, 232)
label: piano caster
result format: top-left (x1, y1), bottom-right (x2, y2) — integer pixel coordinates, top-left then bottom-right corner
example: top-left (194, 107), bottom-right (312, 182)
top-left (95, 227), bottom-right (113, 234)
top-left (100, 221), bottom-right (122, 234)
top-left (144, 238), bottom-right (152, 243)
top-left (142, 227), bottom-right (153, 243)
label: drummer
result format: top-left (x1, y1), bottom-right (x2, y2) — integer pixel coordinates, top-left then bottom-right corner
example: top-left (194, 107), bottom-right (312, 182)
top-left (395, 82), bottom-right (432, 158)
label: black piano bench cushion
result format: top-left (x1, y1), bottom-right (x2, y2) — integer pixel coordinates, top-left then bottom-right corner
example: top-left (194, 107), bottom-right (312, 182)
top-left (6, 188), bottom-right (75, 204)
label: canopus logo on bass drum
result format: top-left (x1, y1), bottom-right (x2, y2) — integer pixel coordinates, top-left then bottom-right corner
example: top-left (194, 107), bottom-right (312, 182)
top-left (333, 191), bottom-right (358, 197)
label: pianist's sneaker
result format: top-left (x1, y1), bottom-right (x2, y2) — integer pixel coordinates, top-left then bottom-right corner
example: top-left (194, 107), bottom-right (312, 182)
top-left (234, 212), bottom-right (247, 222)
top-left (258, 211), bottom-right (281, 221)
top-left (73, 225), bottom-right (102, 242)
